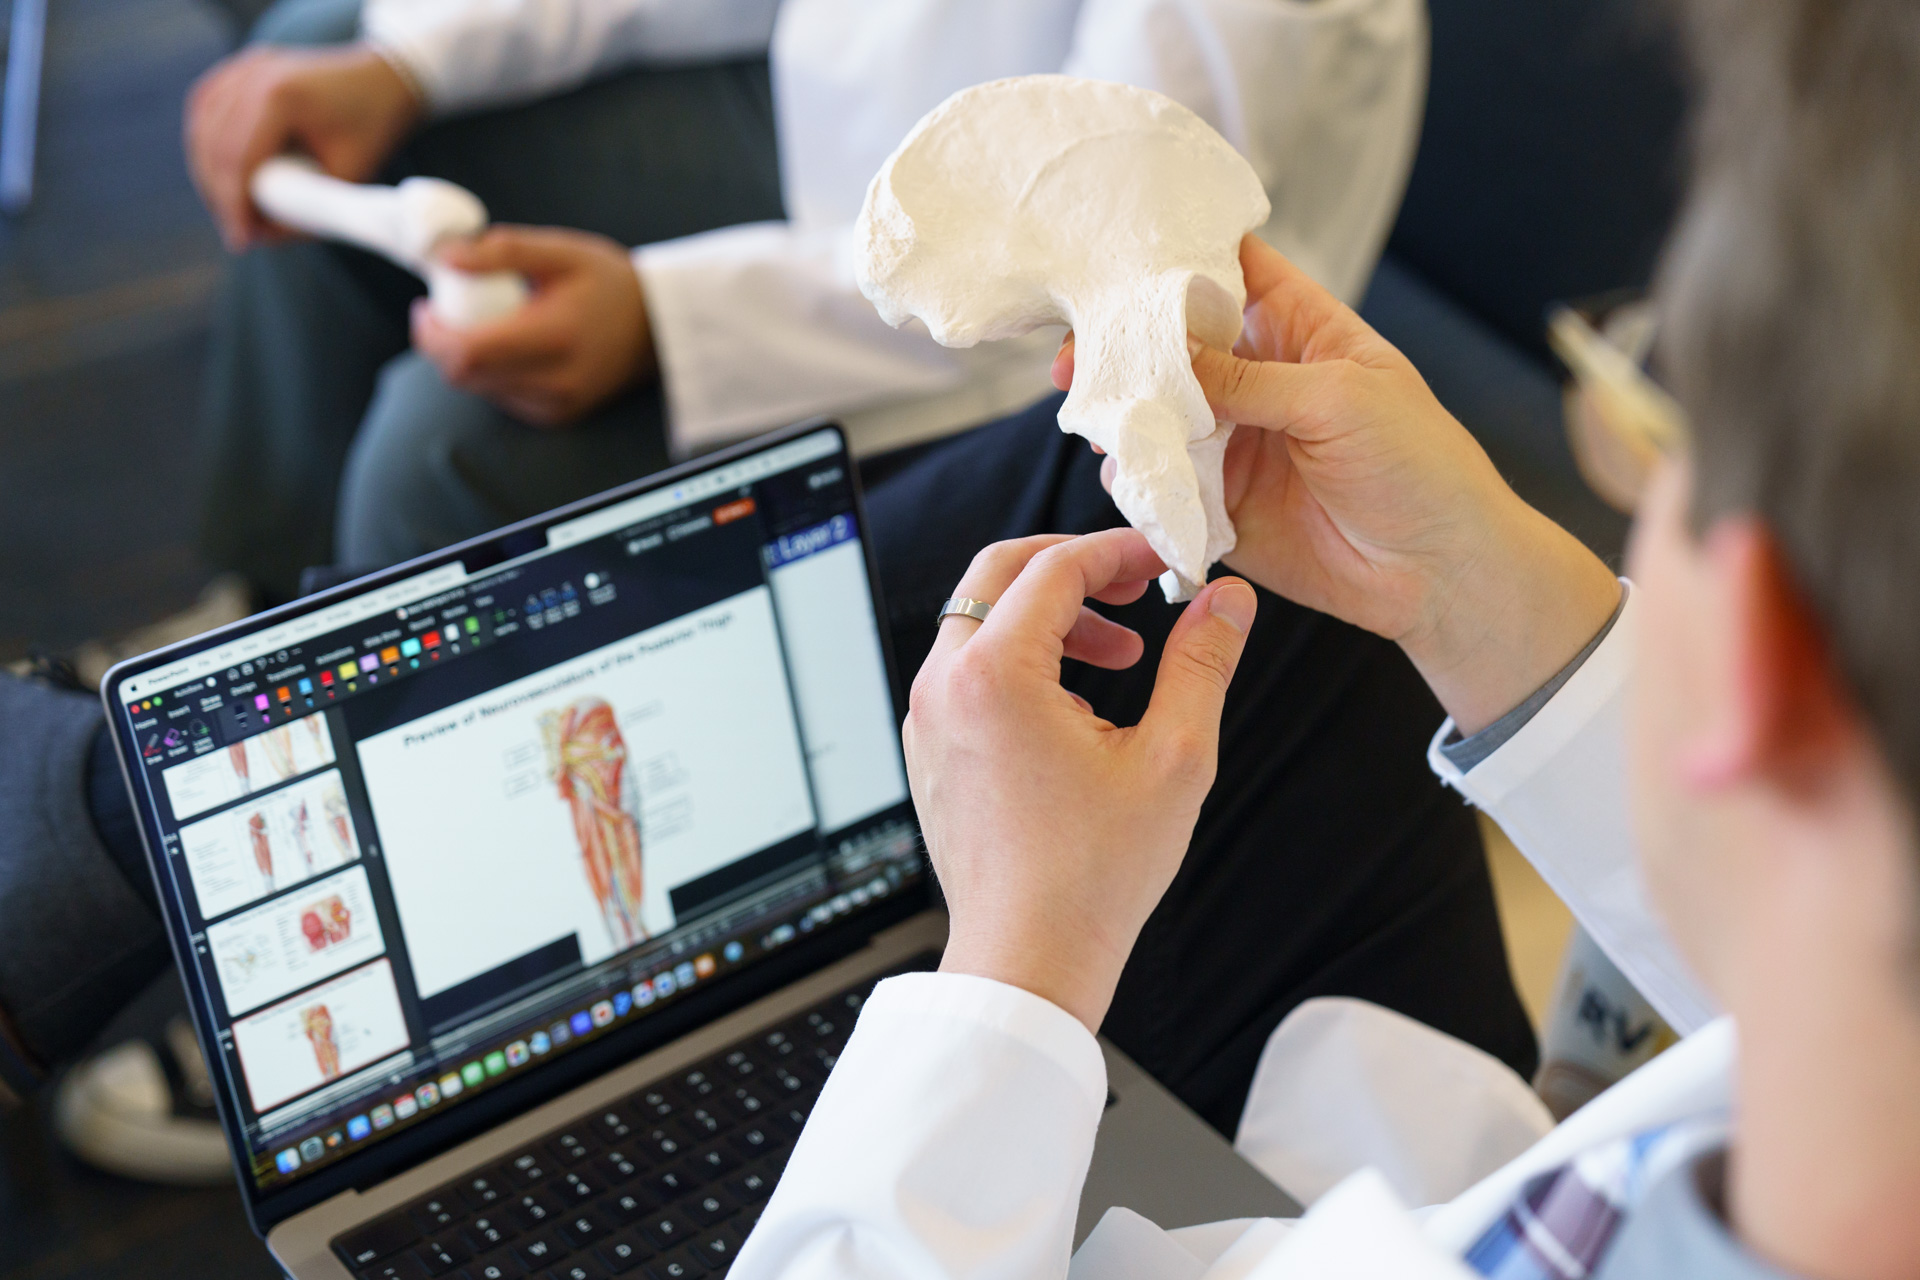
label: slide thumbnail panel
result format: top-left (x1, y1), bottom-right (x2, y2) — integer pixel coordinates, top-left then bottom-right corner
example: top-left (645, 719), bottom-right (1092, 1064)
top-left (206, 865), bottom-right (387, 1016)
top-left (164, 716), bottom-right (337, 822)
top-left (178, 768), bottom-right (361, 921)
top-left (357, 588), bottom-right (816, 1000)
top-left (231, 958), bottom-right (410, 1114)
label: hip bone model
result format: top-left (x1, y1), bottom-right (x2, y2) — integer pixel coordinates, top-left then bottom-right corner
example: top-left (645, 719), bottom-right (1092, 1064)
top-left (855, 75), bottom-right (1270, 600)
top-left (250, 156), bottom-right (530, 327)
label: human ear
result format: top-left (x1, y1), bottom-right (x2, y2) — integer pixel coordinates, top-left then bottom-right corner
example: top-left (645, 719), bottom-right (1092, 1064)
top-left (1680, 518), bottom-right (1856, 790)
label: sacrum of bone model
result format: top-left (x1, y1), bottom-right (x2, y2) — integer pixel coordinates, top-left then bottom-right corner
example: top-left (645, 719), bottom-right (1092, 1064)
top-left (251, 156), bottom-right (529, 328)
top-left (856, 76), bottom-right (1270, 600)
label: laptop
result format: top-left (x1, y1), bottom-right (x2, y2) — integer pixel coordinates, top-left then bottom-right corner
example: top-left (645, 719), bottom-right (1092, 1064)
top-left (102, 422), bottom-right (1297, 1280)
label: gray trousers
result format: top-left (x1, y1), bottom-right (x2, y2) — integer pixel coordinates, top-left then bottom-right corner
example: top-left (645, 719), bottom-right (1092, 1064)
top-left (198, 0), bottom-right (784, 600)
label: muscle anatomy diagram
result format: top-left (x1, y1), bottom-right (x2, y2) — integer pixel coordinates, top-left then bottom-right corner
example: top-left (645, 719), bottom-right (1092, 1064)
top-left (303, 1004), bottom-right (341, 1080)
top-left (540, 698), bottom-right (648, 949)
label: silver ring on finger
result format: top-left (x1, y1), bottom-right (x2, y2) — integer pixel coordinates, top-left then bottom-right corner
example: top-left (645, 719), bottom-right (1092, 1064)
top-left (937, 597), bottom-right (993, 624)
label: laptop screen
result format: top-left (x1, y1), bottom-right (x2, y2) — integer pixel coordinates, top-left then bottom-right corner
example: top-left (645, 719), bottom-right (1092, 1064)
top-left (106, 427), bottom-right (919, 1198)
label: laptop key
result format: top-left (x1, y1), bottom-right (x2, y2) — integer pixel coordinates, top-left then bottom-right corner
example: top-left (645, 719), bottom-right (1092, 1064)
top-left (723, 1168), bottom-right (773, 1205)
top-left (561, 1171), bottom-right (603, 1202)
top-left (728, 1127), bottom-right (773, 1160)
top-left (645, 1248), bottom-right (707, 1280)
top-left (337, 1213), bottom-right (423, 1268)
top-left (510, 1150), bottom-right (555, 1186)
top-left (420, 1237), bottom-right (474, 1275)
top-left (594, 1107), bottom-right (638, 1142)
top-left (514, 1235), bottom-right (568, 1269)
top-left (461, 1171), bottom-right (510, 1210)
top-left (558, 1209), bottom-right (609, 1248)
top-left (549, 1129), bottom-right (600, 1164)
top-left (463, 1213), bottom-right (520, 1252)
top-left (471, 1251), bottom-right (527, 1280)
top-left (546, 1261), bottom-right (606, 1280)
top-left (638, 1209), bottom-right (694, 1250)
top-left (605, 1189), bottom-right (657, 1222)
top-left (687, 1191), bottom-right (733, 1226)
top-left (596, 1149), bottom-right (644, 1183)
top-left (367, 1255), bottom-right (434, 1280)
top-left (414, 1196), bottom-right (469, 1232)
top-left (678, 1108), bottom-right (723, 1141)
top-left (689, 1230), bottom-right (739, 1270)
top-left (513, 1190), bottom-right (563, 1231)
top-left (637, 1127), bottom-right (683, 1162)
top-left (677, 1070), bottom-right (718, 1103)
top-left (632, 1089), bottom-right (677, 1122)
top-left (596, 1235), bottom-right (652, 1274)
top-left (647, 1165), bottom-right (699, 1200)
top-left (685, 1146), bottom-right (738, 1180)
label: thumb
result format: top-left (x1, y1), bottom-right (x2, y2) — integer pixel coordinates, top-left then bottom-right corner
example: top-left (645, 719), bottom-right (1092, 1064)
top-left (436, 225), bottom-right (579, 278)
top-left (1140, 578), bottom-right (1256, 773)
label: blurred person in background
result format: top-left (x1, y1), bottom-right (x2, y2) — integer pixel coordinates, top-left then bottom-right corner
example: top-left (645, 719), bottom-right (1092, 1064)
top-left (185, 0), bottom-right (1430, 600)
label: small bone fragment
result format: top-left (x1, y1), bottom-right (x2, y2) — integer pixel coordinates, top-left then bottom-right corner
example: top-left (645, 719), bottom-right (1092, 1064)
top-left (855, 76), bottom-right (1270, 599)
top-left (250, 156), bottom-right (529, 328)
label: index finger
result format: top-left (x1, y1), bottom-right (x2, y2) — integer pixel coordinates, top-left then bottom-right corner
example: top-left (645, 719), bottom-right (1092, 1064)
top-left (975, 528), bottom-right (1168, 657)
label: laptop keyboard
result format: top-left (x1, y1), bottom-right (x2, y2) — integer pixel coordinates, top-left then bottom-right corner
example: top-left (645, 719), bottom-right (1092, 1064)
top-left (334, 958), bottom-right (933, 1280)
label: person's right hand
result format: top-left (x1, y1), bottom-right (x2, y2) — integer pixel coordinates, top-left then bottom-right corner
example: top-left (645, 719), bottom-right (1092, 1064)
top-left (186, 43), bottom-right (424, 251)
top-left (1053, 237), bottom-right (1622, 733)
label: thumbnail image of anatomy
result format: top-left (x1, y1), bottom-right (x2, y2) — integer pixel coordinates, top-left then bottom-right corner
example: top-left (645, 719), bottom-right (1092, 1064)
top-left (163, 715), bottom-right (337, 821)
top-left (230, 958), bottom-right (410, 1113)
top-left (540, 698), bottom-right (649, 950)
top-left (179, 769), bottom-right (361, 920)
top-left (357, 590), bottom-right (816, 1003)
top-left (207, 865), bottom-right (387, 1015)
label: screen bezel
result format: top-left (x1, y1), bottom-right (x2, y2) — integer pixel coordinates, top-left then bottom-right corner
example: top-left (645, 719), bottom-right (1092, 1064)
top-left (100, 420), bottom-right (930, 1235)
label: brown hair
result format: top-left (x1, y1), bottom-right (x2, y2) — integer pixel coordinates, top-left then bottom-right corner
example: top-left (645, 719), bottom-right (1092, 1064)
top-left (1657, 0), bottom-right (1920, 809)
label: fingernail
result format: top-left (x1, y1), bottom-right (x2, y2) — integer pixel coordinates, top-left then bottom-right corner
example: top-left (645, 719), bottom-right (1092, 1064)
top-left (1208, 581), bottom-right (1256, 633)
top-left (1188, 336), bottom-right (1205, 358)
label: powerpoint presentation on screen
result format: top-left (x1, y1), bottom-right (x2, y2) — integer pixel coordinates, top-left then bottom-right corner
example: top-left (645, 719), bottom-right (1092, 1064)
top-left (357, 589), bottom-right (817, 1001)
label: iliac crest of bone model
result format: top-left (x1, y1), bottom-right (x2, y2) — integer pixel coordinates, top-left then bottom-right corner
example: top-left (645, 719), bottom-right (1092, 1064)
top-left (250, 156), bottom-right (530, 328)
top-left (855, 76), bottom-right (1271, 600)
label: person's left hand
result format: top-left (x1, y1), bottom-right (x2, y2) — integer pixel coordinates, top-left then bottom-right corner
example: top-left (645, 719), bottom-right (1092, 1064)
top-left (905, 529), bottom-right (1256, 1031)
top-left (412, 225), bottom-right (656, 427)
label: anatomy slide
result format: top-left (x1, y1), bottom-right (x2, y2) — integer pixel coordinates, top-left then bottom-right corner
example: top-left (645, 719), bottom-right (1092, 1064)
top-left (164, 716), bottom-right (337, 822)
top-left (206, 865), bottom-right (386, 1016)
top-left (177, 769), bottom-right (360, 921)
top-left (357, 588), bottom-right (815, 1000)
top-left (231, 958), bottom-right (410, 1114)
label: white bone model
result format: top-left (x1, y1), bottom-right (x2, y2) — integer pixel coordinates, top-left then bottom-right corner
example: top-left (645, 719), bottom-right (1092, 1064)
top-left (856, 76), bottom-right (1271, 600)
top-left (250, 157), bottom-right (530, 328)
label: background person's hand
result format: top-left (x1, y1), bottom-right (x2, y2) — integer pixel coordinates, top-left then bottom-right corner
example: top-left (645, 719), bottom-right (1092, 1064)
top-left (186, 44), bottom-right (424, 251)
top-left (904, 529), bottom-right (1257, 1031)
top-left (1052, 237), bottom-right (1620, 733)
top-left (411, 226), bottom-right (657, 428)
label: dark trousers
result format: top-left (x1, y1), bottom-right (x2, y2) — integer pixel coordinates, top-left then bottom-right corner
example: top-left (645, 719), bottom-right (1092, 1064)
top-left (862, 396), bottom-right (1536, 1133)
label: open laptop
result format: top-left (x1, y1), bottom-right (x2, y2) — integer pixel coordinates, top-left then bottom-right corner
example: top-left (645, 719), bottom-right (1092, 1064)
top-left (102, 422), bottom-right (1296, 1280)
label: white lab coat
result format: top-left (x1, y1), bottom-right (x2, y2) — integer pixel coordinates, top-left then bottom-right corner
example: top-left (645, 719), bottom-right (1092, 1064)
top-left (724, 583), bottom-right (1734, 1279)
top-left (359, 0), bottom-right (1429, 455)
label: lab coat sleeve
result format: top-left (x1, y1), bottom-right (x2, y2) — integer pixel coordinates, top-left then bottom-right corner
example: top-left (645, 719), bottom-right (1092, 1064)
top-left (1426, 583), bottom-right (1719, 1033)
top-left (730, 970), bottom-right (1108, 1280)
top-left (634, 226), bottom-right (1062, 456)
top-left (359, 0), bottom-right (781, 117)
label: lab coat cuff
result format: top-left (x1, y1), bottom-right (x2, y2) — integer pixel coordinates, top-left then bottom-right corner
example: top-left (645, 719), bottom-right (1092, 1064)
top-left (635, 231), bottom-right (797, 456)
top-left (1428, 579), bottom-right (1635, 808)
top-left (863, 971), bottom-right (1110, 1116)
top-left (357, 24), bottom-right (456, 115)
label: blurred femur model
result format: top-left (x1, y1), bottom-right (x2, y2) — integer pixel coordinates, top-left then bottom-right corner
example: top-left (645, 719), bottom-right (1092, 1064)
top-left (540, 698), bottom-right (648, 948)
